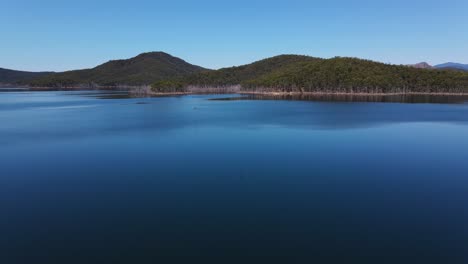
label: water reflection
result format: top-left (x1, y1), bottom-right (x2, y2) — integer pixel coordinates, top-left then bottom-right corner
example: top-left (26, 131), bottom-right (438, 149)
top-left (1, 90), bottom-right (468, 263)
top-left (212, 93), bottom-right (468, 104)
top-left (1, 91), bottom-right (468, 146)
top-left (0, 88), bottom-right (29, 92)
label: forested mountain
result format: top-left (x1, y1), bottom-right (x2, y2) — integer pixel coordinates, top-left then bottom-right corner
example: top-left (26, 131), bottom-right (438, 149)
top-left (153, 56), bottom-right (468, 94)
top-left (243, 57), bottom-right (468, 93)
top-left (151, 55), bottom-right (321, 92)
top-left (0, 68), bottom-right (53, 84)
top-left (28, 52), bottom-right (207, 88)
top-left (3, 52), bottom-right (468, 94)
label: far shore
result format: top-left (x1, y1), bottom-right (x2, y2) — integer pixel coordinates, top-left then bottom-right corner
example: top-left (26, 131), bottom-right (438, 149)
top-left (4, 85), bottom-right (468, 97)
top-left (147, 91), bottom-right (468, 97)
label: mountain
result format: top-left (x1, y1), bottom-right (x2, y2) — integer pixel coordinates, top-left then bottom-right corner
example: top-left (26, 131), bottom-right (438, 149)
top-left (153, 56), bottom-right (468, 94)
top-left (0, 68), bottom-right (53, 84)
top-left (434, 62), bottom-right (468, 72)
top-left (28, 52), bottom-right (207, 87)
top-left (408, 62), bottom-right (433, 69)
top-left (242, 57), bottom-right (468, 94)
top-left (5, 52), bottom-right (468, 94)
top-left (152, 55), bottom-right (322, 92)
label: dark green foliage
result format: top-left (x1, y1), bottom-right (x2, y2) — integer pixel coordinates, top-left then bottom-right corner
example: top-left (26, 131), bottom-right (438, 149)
top-left (0, 68), bottom-right (53, 84)
top-left (243, 57), bottom-right (468, 93)
top-left (152, 79), bottom-right (186, 93)
top-left (152, 55), bottom-right (321, 92)
top-left (28, 52), bottom-right (206, 87)
top-left (184, 55), bottom-right (321, 86)
top-left (153, 56), bottom-right (468, 94)
top-left (8, 52), bottom-right (468, 93)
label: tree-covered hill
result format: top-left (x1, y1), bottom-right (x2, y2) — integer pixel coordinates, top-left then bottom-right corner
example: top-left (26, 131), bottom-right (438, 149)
top-left (4, 52), bottom-right (468, 93)
top-left (243, 57), bottom-right (468, 93)
top-left (28, 52), bottom-right (207, 88)
top-left (153, 56), bottom-right (468, 94)
top-left (0, 68), bottom-right (53, 84)
top-left (152, 55), bottom-right (322, 92)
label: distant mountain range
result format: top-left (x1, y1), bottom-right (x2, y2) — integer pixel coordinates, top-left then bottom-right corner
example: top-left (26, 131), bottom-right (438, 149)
top-left (408, 62), bottom-right (468, 72)
top-left (434, 62), bottom-right (468, 72)
top-left (1, 52), bottom-right (468, 94)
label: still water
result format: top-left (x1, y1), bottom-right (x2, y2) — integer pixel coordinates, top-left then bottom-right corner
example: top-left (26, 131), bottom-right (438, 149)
top-left (1, 91), bottom-right (468, 263)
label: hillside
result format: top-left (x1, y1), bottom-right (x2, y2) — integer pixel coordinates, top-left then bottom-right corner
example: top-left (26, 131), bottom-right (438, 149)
top-left (152, 55), bottom-right (322, 92)
top-left (28, 52), bottom-right (207, 88)
top-left (0, 68), bottom-right (53, 84)
top-left (5, 52), bottom-right (468, 94)
top-left (243, 57), bottom-right (468, 93)
top-left (153, 56), bottom-right (468, 94)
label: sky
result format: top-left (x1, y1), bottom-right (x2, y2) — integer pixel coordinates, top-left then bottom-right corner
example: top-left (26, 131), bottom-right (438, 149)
top-left (1, 0), bottom-right (467, 72)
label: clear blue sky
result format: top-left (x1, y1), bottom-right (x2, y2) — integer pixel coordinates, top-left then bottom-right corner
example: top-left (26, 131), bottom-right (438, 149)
top-left (1, 0), bottom-right (467, 71)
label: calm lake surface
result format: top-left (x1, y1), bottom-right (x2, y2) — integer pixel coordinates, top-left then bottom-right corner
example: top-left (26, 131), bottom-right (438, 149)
top-left (1, 90), bottom-right (468, 263)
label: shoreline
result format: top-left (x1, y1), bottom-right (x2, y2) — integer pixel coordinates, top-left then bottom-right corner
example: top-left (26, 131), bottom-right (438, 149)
top-left (239, 91), bottom-right (468, 96)
top-left (3, 86), bottom-right (468, 97)
top-left (147, 91), bottom-right (468, 97)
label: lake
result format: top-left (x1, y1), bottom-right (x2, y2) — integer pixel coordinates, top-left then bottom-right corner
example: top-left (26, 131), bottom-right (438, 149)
top-left (1, 90), bottom-right (468, 263)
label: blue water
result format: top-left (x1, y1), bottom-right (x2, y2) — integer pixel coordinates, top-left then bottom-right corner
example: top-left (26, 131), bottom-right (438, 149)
top-left (1, 91), bottom-right (468, 263)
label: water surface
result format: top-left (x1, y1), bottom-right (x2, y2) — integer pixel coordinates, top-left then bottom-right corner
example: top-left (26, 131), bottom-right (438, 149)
top-left (1, 91), bottom-right (468, 263)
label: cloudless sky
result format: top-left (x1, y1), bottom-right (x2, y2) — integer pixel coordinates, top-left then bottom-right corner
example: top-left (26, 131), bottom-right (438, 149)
top-left (1, 0), bottom-right (467, 71)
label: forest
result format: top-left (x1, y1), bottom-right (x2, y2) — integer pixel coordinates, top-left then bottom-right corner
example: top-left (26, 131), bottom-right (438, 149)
top-left (152, 56), bottom-right (468, 94)
top-left (3, 52), bottom-right (468, 94)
